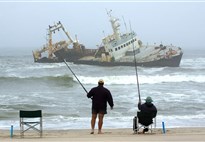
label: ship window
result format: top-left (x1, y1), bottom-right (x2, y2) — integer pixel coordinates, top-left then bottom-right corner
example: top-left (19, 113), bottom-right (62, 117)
top-left (111, 49), bottom-right (113, 52)
top-left (115, 48), bottom-right (117, 51)
top-left (126, 43), bottom-right (128, 46)
top-left (118, 47), bottom-right (120, 50)
top-left (124, 44), bottom-right (126, 47)
top-left (121, 45), bottom-right (123, 48)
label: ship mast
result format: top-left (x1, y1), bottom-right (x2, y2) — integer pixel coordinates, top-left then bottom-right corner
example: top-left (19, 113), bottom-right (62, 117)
top-left (48, 28), bottom-right (53, 59)
top-left (33, 21), bottom-right (82, 62)
top-left (107, 10), bottom-right (121, 41)
top-left (48, 21), bottom-right (74, 58)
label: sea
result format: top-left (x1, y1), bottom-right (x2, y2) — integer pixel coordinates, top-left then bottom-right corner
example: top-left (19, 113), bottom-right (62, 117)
top-left (0, 48), bottom-right (205, 130)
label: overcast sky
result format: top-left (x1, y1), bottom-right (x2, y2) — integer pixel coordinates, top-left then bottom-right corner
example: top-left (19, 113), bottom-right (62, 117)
top-left (0, 1), bottom-right (205, 53)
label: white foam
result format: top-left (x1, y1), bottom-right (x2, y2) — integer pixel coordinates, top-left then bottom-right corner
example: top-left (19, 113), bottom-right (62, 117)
top-left (181, 58), bottom-right (205, 67)
top-left (1, 114), bottom-right (205, 130)
top-left (75, 74), bottom-right (205, 85)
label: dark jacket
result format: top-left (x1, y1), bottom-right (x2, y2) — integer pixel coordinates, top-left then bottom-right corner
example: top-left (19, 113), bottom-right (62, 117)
top-left (138, 102), bottom-right (157, 126)
top-left (87, 85), bottom-right (114, 110)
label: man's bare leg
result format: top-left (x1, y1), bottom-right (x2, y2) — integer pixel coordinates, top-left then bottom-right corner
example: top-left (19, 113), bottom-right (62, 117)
top-left (90, 114), bottom-right (97, 134)
top-left (98, 113), bottom-right (104, 134)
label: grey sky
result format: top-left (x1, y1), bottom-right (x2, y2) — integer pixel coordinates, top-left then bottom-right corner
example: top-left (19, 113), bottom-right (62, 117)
top-left (0, 1), bottom-right (205, 52)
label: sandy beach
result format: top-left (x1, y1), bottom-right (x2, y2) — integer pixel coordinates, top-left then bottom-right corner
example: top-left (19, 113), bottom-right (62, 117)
top-left (1, 127), bottom-right (205, 142)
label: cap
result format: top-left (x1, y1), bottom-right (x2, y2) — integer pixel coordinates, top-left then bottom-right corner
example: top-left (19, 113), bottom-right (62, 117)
top-left (98, 79), bottom-right (104, 84)
top-left (145, 96), bottom-right (153, 103)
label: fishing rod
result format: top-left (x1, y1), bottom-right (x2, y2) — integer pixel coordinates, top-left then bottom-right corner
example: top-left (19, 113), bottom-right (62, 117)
top-left (63, 59), bottom-right (88, 94)
top-left (129, 22), bottom-right (141, 103)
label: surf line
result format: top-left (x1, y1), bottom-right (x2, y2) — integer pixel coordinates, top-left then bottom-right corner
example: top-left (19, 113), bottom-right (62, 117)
top-left (63, 59), bottom-right (88, 94)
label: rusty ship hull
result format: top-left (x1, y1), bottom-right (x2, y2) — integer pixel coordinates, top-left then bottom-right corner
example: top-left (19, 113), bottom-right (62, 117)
top-left (73, 52), bottom-right (183, 67)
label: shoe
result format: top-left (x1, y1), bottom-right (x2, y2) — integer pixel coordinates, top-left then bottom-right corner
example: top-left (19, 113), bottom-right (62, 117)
top-left (143, 128), bottom-right (149, 133)
top-left (90, 132), bottom-right (94, 134)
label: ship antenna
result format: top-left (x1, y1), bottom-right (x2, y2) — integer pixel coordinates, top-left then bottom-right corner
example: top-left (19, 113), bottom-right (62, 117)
top-left (122, 16), bottom-right (128, 33)
top-left (106, 9), bottom-right (112, 17)
top-left (103, 30), bottom-right (105, 37)
top-left (129, 21), bottom-right (141, 103)
top-left (63, 59), bottom-right (88, 94)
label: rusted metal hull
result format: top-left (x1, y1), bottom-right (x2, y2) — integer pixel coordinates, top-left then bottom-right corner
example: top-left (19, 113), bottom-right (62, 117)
top-left (35, 52), bottom-right (183, 67)
top-left (73, 53), bottom-right (183, 67)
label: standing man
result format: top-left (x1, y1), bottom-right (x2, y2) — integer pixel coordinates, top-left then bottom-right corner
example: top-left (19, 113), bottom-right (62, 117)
top-left (87, 79), bottom-right (114, 134)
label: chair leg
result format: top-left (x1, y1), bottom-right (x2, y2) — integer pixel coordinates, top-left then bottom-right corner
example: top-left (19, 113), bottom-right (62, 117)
top-left (40, 118), bottom-right (42, 137)
top-left (20, 124), bottom-right (24, 137)
top-left (20, 118), bottom-right (24, 138)
top-left (136, 117), bottom-right (140, 134)
top-left (133, 116), bottom-right (138, 134)
top-left (134, 116), bottom-right (156, 134)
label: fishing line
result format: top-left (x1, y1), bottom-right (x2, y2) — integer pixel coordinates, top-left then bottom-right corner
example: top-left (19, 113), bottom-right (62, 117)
top-left (129, 21), bottom-right (141, 103)
top-left (63, 59), bottom-right (88, 93)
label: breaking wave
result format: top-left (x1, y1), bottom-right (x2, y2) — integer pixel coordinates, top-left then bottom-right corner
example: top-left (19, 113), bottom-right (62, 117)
top-left (75, 74), bottom-right (205, 85)
top-left (1, 74), bottom-right (205, 85)
top-left (0, 75), bottom-right (73, 82)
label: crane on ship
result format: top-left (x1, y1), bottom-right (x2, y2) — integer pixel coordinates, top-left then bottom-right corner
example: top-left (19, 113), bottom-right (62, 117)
top-left (33, 21), bottom-right (82, 62)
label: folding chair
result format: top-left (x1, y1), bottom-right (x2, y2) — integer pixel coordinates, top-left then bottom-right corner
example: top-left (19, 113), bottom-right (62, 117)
top-left (133, 111), bottom-right (156, 134)
top-left (19, 110), bottom-right (42, 137)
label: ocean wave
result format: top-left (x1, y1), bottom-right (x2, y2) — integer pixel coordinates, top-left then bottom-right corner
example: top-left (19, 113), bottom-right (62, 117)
top-left (181, 57), bottom-right (205, 67)
top-left (1, 74), bottom-right (204, 84)
top-left (2, 114), bottom-right (205, 129)
top-left (176, 67), bottom-right (205, 73)
top-left (76, 74), bottom-right (205, 84)
top-left (0, 75), bottom-right (73, 82)
top-left (26, 63), bottom-right (66, 70)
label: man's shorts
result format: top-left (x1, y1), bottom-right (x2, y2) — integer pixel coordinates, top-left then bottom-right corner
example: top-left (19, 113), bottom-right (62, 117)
top-left (92, 108), bottom-right (107, 114)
